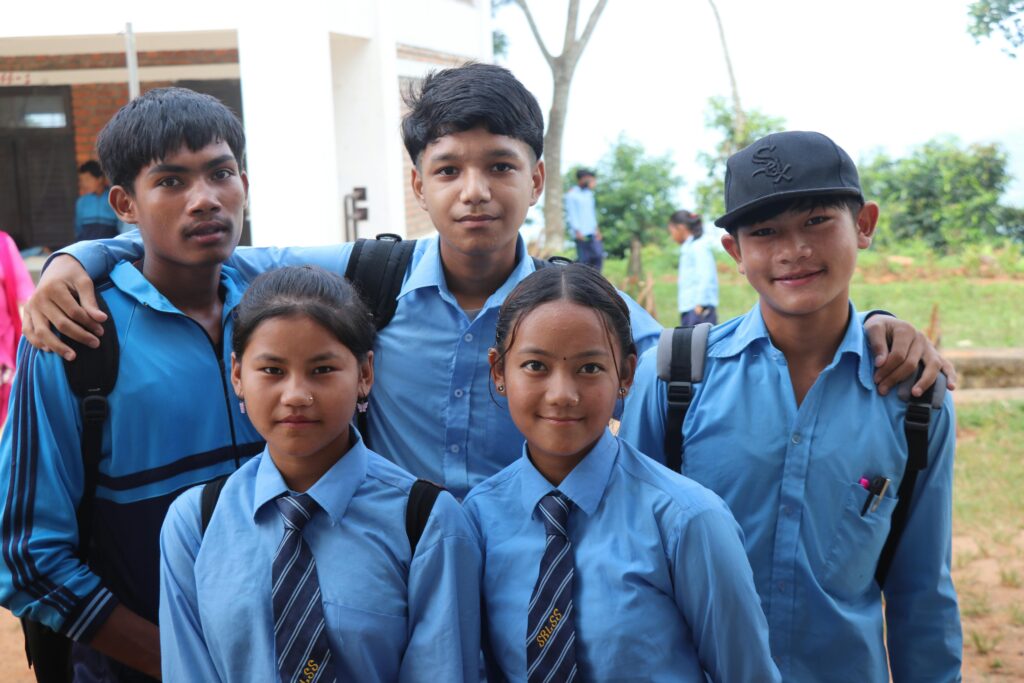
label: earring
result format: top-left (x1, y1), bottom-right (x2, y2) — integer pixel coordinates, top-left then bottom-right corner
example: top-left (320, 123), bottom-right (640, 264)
top-left (496, 384), bottom-right (505, 393)
top-left (357, 395), bottom-right (369, 413)
top-left (618, 387), bottom-right (627, 396)
top-left (239, 399), bottom-right (246, 414)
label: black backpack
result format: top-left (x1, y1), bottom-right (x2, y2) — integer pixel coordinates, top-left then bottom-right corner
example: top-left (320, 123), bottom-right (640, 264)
top-left (655, 323), bottom-right (946, 588)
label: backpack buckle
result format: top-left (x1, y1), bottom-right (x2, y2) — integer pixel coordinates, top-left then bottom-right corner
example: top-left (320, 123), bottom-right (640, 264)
top-left (81, 395), bottom-right (109, 423)
top-left (904, 402), bottom-right (931, 433)
top-left (666, 381), bottom-right (692, 410)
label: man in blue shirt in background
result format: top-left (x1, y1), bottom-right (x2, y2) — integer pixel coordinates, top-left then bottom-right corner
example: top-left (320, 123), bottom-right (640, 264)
top-left (75, 161), bottom-right (121, 240)
top-left (620, 131), bottom-right (961, 682)
top-left (564, 168), bottom-right (603, 271)
top-left (668, 209), bottom-right (719, 325)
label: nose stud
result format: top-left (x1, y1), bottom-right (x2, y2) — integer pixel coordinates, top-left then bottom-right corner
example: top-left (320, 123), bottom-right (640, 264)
top-left (306, 394), bottom-right (314, 406)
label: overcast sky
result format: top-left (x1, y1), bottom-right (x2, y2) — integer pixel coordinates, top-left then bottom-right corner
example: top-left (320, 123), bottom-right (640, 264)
top-left (495, 0), bottom-right (1024, 215)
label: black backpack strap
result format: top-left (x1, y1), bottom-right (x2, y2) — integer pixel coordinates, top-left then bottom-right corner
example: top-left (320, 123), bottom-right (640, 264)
top-left (200, 475), bottom-right (231, 536)
top-left (656, 323), bottom-right (712, 472)
top-left (876, 364), bottom-right (945, 587)
top-left (406, 479), bottom-right (444, 554)
top-left (344, 233), bottom-right (416, 331)
top-left (61, 295), bottom-right (118, 557)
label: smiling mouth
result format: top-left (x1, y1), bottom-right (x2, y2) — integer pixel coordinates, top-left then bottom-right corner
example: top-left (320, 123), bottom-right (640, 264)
top-left (457, 214), bottom-right (497, 224)
top-left (279, 416), bottom-right (317, 425)
top-left (774, 269), bottom-right (824, 284)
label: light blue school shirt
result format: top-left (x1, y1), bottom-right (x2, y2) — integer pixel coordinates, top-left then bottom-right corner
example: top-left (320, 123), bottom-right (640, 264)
top-left (159, 437), bottom-right (482, 682)
top-left (463, 429), bottom-right (780, 683)
top-left (73, 189), bottom-right (120, 238)
top-left (61, 233), bottom-right (662, 499)
top-left (564, 186), bottom-right (597, 237)
top-left (619, 303), bottom-right (962, 683)
top-left (676, 234), bottom-right (718, 312)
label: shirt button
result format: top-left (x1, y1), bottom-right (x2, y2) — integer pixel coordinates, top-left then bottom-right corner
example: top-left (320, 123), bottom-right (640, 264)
top-left (450, 444), bottom-right (460, 453)
top-left (464, 333), bottom-right (473, 342)
top-left (791, 433), bottom-right (801, 444)
top-left (454, 389), bottom-right (464, 398)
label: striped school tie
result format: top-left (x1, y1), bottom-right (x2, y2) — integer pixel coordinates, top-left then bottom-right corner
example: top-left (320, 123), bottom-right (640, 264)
top-left (526, 491), bottom-right (578, 683)
top-left (272, 493), bottom-right (338, 683)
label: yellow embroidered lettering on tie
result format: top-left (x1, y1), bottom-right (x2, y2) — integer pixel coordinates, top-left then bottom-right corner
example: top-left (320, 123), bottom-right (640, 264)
top-left (535, 607), bottom-right (563, 648)
top-left (301, 659), bottom-right (319, 682)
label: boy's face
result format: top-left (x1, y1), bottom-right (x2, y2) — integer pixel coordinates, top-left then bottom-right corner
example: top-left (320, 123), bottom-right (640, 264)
top-left (721, 201), bottom-right (878, 322)
top-left (411, 126), bottom-right (544, 265)
top-left (78, 173), bottom-right (106, 195)
top-left (110, 140), bottom-right (248, 270)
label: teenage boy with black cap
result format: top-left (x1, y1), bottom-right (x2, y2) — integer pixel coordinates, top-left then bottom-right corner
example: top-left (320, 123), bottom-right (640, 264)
top-left (620, 131), bottom-right (961, 682)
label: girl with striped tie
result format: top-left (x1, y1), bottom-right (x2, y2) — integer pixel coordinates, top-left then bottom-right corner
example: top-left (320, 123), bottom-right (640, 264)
top-left (463, 264), bottom-right (780, 682)
top-left (158, 266), bottom-right (481, 682)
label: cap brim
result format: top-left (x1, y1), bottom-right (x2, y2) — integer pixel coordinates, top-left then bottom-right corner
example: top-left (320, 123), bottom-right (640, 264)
top-left (714, 187), bottom-right (864, 229)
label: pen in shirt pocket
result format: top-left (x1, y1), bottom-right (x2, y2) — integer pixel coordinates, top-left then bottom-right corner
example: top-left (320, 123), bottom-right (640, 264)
top-left (859, 476), bottom-right (892, 516)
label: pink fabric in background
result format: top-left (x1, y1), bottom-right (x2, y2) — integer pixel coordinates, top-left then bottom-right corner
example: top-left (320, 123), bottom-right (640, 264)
top-left (0, 232), bottom-right (35, 424)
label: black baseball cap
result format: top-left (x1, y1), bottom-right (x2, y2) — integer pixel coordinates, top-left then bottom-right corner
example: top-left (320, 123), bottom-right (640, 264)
top-left (715, 131), bottom-right (863, 229)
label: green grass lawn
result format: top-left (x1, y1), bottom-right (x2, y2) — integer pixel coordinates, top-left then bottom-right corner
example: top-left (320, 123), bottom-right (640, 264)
top-left (953, 400), bottom-right (1024, 536)
top-left (605, 247), bottom-right (1024, 347)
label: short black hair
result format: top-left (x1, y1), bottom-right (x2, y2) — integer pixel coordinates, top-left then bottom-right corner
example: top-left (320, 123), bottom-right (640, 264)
top-left (493, 264), bottom-right (636, 381)
top-left (232, 266), bottom-right (376, 363)
top-left (401, 62), bottom-right (544, 165)
top-left (78, 160), bottom-right (104, 178)
top-left (669, 210), bottom-right (703, 238)
top-left (727, 194), bottom-right (865, 236)
top-left (576, 168), bottom-right (595, 181)
top-left (96, 87), bottom-right (245, 193)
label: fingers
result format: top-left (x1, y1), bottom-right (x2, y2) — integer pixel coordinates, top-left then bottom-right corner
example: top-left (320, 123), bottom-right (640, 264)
top-left (24, 300), bottom-right (77, 360)
top-left (72, 272), bottom-right (108, 328)
top-left (872, 322), bottom-right (919, 396)
top-left (912, 343), bottom-right (958, 396)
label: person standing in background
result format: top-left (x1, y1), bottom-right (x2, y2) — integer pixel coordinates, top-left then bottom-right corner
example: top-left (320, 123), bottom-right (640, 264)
top-left (565, 168), bottom-right (604, 271)
top-left (668, 210), bottom-right (719, 325)
top-left (0, 230), bottom-right (34, 426)
top-left (75, 161), bottom-right (121, 240)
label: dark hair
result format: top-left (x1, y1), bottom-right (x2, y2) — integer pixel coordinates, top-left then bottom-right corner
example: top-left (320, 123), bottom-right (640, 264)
top-left (78, 160), bottom-right (104, 178)
top-left (576, 168), bottom-right (595, 181)
top-left (401, 62), bottom-right (544, 165)
top-left (669, 209), bottom-right (704, 239)
top-left (493, 264), bottom-right (636, 378)
top-left (96, 87), bottom-right (245, 193)
top-left (727, 194), bottom-right (864, 236)
top-left (232, 266), bottom-right (376, 362)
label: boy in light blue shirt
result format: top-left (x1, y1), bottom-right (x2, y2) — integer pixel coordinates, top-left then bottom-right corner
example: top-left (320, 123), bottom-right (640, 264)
top-left (667, 209), bottom-right (719, 325)
top-left (620, 131), bottom-right (961, 682)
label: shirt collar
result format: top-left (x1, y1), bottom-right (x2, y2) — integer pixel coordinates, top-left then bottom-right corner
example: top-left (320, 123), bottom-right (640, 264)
top-left (252, 432), bottom-right (369, 527)
top-left (711, 301), bottom-right (874, 391)
top-left (398, 234), bottom-right (535, 312)
top-left (518, 428), bottom-right (619, 518)
top-left (109, 260), bottom-right (246, 316)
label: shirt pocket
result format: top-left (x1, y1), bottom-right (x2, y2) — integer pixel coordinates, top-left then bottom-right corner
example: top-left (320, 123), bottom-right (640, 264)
top-left (820, 481), bottom-right (898, 600)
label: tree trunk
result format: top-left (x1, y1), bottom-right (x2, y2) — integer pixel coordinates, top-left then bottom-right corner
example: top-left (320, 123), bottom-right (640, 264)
top-left (627, 234), bottom-right (644, 280)
top-left (541, 71), bottom-right (572, 256)
top-left (708, 0), bottom-right (746, 146)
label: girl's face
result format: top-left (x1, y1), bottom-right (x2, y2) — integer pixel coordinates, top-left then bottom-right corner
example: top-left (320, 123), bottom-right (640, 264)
top-left (231, 314), bottom-right (373, 490)
top-left (490, 300), bottom-right (636, 483)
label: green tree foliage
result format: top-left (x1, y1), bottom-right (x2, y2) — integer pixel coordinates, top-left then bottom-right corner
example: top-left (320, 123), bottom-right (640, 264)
top-left (968, 0), bottom-right (1024, 55)
top-left (860, 137), bottom-right (1024, 250)
top-left (564, 136), bottom-right (682, 266)
top-left (694, 97), bottom-right (786, 220)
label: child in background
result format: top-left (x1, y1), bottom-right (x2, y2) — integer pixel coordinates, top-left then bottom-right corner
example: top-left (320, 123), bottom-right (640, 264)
top-left (463, 264), bottom-right (779, 682)
top-left (159, 266), bottom-right (481, 682)
top-left (667, 210), bottom-right (718, 325)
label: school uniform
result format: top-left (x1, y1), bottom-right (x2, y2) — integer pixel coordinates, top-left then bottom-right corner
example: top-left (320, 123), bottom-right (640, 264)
top-left (619, 302), bottom-right (962, 682)
top-left (61, 233), bottom-right (663, 499)
top-left (159, 436), bottom-right (482, 682)
top-left (675, 234), bottom-right (718, 326)
top-left (462, 429), bottom-right (780, 682)
top-left (0, 261), bottom-right (263, 679)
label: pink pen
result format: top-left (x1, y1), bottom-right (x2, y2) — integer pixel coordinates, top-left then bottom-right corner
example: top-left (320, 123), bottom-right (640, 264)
top-left (859, 477), bottom-right (871, 489)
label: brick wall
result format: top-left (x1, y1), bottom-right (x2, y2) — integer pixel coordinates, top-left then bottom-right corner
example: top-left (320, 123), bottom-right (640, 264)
top-left (0, 49), bottom-right (237, 72)
top-left (71, 81), bottom-right (173, 164)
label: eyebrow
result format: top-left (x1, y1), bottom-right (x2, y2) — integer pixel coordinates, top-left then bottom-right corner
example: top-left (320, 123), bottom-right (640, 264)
top-left (427, 147), bottom-right (522, 164)
top-left (515, 347), bottom-right (611, 359)
top-left (147, 154), bottom-right (237, 176)
top-left (251, 351), bottom-right (342, 363)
